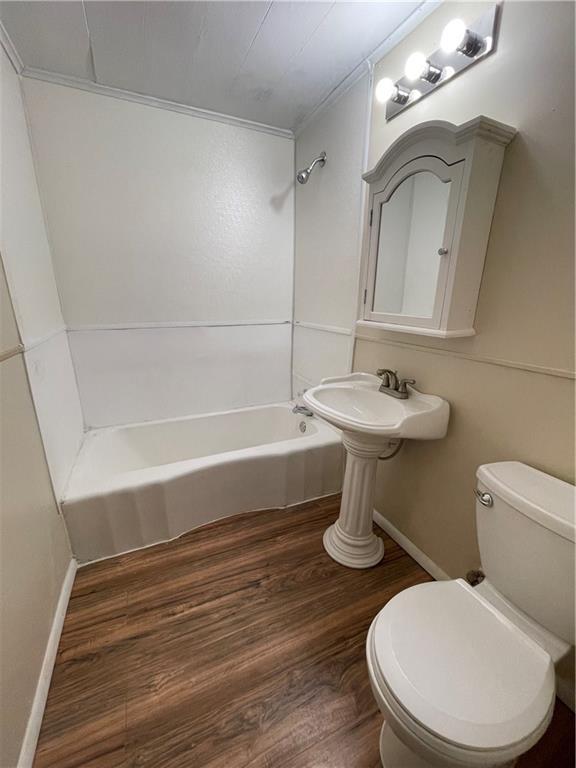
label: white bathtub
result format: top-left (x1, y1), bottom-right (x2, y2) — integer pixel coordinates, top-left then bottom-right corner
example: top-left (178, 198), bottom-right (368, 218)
top-left (62, 403), bottom-right (343, 563)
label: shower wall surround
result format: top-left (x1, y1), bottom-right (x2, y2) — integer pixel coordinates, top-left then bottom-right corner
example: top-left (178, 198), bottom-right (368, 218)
top-left (23, 79), bottom-right (294, 427)
top-left (293, 75), bottom-right (369, 395)
top-left (0, 48), bottom-right (83, 498)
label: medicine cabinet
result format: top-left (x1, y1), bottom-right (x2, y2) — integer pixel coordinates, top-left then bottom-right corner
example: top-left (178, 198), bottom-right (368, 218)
top-left (359, 117), bottom-right (516, 337)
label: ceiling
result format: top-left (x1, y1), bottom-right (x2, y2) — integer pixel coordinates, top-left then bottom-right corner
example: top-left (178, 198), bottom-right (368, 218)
top-left (0, 1), bottom-right (429, 133)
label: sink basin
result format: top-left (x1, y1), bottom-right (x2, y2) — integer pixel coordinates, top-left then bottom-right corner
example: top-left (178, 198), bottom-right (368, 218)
top-left (304, 373), bottom-right (449, 440)
top-left (303, 373), bottom-right (450, 570)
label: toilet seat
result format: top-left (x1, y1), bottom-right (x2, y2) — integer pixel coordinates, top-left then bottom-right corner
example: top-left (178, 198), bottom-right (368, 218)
top-left (368, 579), bottom-right (555, 759)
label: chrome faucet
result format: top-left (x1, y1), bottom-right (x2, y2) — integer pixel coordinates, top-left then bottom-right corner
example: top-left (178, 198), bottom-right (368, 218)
top-left (376, 369), bottom-right (416, 399)
top-left (292, 404), bottom-right (314, 417)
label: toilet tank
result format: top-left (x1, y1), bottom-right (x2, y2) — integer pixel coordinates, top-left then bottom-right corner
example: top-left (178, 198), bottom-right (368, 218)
top-left (476, 462), bottom-right (575, 645)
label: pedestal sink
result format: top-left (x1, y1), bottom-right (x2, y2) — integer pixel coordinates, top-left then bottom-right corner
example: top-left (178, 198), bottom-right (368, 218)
top-left (303, 373), bottom-right (449, 569)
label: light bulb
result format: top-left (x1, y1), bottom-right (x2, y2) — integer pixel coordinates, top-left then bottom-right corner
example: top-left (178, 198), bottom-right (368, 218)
top-left (404, 52), bottom-right (427, 81)
top-left (441, 19), bottom-right (467, 53)
top-left (375, 77), bottom-right (396, 104)
top-left (441, 18), bottom-right (484, 57)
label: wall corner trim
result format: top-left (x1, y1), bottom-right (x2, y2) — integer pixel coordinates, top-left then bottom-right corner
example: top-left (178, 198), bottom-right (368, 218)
top-left (17, 558), bottom-right (77, 768)
top-left (373, 509), bottom-right (450, 581)
top-left (0, 20), bottom-right (24, 74)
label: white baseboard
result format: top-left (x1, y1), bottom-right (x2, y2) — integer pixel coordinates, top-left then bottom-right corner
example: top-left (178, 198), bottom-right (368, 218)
top-left (17, 558), bottom-right (77, 768)
top-left (373, 510), bottom-right (449, 581)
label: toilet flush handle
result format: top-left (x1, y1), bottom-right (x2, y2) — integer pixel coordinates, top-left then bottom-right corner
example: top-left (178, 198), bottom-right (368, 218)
top-left (474, 488), bottom-right (493, 507)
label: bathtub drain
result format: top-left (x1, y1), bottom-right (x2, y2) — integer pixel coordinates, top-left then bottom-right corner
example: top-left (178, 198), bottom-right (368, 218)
top-left (299, 421), bottom-right (307, 433)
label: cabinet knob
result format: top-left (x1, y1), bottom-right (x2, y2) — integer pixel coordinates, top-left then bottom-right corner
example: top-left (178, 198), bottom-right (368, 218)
top-left (438, 247), bottom-right (449, 256)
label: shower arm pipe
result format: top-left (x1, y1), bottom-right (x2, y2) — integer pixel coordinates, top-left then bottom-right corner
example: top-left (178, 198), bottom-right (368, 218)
top-left (305, 151), bottom-right (327, 174)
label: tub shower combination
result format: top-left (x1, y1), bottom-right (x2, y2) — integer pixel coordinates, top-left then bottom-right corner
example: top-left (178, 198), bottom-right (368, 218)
top-left (63, 403), bottom-right (343, 562)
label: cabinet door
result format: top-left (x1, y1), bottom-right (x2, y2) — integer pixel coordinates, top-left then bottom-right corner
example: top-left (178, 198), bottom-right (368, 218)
top-left (364, 156), bottom-right (464, 330)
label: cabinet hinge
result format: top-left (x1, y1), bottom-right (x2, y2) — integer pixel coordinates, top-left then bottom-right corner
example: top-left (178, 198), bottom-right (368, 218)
top-left (363, 289), bottom-right (367, 304)
top-left (369, 209), bottom-right (373, 226)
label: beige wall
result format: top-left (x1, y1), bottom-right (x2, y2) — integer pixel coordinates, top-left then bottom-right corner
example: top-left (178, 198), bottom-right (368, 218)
top-left (0, 48), bottom-right (73, 767)
top-left (355, 0), bottom-right (574, 576)
top-left (0, 259), bottom-right (72, 767)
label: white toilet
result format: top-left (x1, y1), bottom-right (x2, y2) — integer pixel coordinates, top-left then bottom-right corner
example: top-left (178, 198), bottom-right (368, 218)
top-left (366, 461), bottom-right (575, 768)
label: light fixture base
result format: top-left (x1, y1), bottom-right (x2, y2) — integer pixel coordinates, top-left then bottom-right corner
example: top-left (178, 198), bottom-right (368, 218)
top-left (423, 62), bottom-right (443, 84)
top-left (392, 87), bottom-right (411, 105)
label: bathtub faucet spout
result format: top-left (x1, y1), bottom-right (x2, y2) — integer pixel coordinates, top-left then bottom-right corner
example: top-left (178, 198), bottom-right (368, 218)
top-left (293, 404), bottom-right (314, 417)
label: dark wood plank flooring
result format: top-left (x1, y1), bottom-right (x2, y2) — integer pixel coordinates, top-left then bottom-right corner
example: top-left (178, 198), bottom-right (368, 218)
top-left (34, 496), bottom-right (574, 767)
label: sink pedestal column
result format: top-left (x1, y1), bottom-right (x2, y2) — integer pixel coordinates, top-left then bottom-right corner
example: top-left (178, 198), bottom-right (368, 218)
top-left (323, 432), bottom-right (384, 568)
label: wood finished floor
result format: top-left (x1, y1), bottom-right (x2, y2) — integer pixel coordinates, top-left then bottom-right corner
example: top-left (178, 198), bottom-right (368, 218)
top-left (34, 496), bottom-right (574, 768)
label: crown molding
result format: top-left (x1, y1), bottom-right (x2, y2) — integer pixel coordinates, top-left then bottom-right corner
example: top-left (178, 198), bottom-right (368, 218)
top-left (363, 116), bottom-right (517, 183)
top-left (454, 115), bottom-right (518, 147)
top-left (0, 20), bottom-right (24, 74)
top-left (20, 67), bottom-right (294, 140)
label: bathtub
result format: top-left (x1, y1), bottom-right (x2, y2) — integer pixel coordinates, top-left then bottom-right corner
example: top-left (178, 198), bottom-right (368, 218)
top-left (62, 403), bottom-right (344, 563)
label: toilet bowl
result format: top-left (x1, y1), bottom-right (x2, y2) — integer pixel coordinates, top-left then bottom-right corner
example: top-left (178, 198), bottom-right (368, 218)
top-left (366, 462), bottom-right (575, 768)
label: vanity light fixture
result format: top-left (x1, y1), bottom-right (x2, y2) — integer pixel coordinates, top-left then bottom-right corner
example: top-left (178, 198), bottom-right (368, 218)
top-left (379, 3), bottom-right (499, 121)
top-left (404, 52), bottom-right (443, 84)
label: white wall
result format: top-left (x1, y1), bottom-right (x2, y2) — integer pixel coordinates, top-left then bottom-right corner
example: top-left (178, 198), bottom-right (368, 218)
top-left (23, 79), bottom-right (294, 426)
top-left (0, 47), bottom-right (83, 499)
top-left (293, 75), bottom-right (370, 395)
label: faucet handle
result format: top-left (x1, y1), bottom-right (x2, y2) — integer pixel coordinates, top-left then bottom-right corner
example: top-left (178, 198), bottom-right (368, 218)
top-left (377, 368), bottom-right (399, 390)
top-left (398, 378), bottom-right (416, 394)
top-left (376, 368), bottom-right (392, 386)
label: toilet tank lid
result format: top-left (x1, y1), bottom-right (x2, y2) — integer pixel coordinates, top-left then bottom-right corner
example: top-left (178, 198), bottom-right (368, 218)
top-left (477, 462), bottom-right (575, 542)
